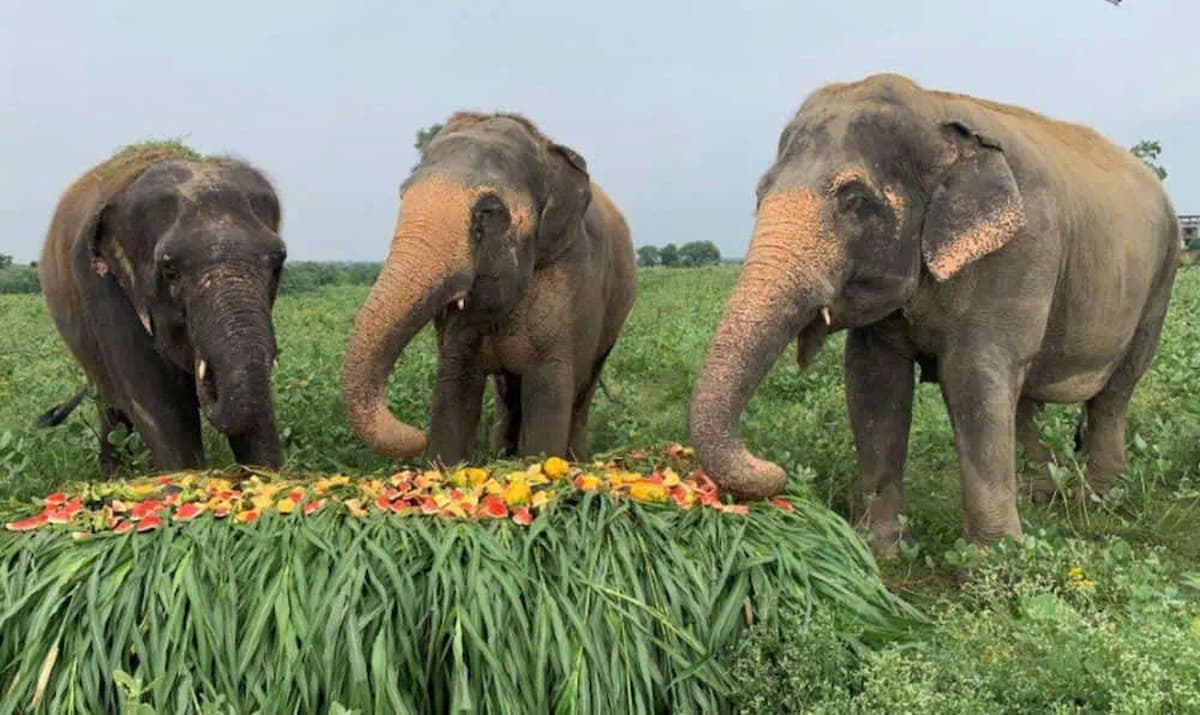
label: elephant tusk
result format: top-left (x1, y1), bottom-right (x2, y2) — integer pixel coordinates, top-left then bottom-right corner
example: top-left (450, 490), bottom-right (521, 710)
top-left (138, 310), bottom-right (153, 336)
top-left (197, 360), bottom-right (207, 383)
top-left (272, 358), bottom-right (279, 372)
top-left (456, 298), bottom-right (466, 311)
top-left (820, 306), bottom-right (831, 326)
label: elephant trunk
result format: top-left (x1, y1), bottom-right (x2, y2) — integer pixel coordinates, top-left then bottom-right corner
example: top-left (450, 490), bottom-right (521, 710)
top-left (341, 177), bottom-right (477, 458)
top-left (689, 189), bottom-right (841, 499)
top-left (189, 271), bottom-right (281, 467)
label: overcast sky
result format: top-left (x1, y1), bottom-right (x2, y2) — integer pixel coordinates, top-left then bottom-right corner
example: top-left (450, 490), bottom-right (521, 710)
top-left (2, 0), bottom-right (1196, 263)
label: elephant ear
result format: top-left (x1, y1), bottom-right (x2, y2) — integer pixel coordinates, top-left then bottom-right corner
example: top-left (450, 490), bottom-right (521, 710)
top-left (537, 142), bottom-right (592, 261)
top-left (83, 203), bottom-right (156, 337)
top-left (921, 121), bottom-right (1026, 281)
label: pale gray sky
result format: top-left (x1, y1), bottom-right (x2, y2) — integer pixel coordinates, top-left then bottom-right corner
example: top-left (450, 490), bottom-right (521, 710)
top-left (2, 0), bottom-right (1196, 263)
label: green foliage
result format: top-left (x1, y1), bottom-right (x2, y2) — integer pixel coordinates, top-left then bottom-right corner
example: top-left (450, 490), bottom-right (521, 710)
top-left (1131, 139), bottom-right (1167, 180)
top-left (730, 532), bottom-right (1200, 713)
top-left (2, 266), bottom-right (1199, 711)
top-left (0, 265), bottom-right (39, 294)
top-left (678, 241), bottom-right (722, 267)
top-left (414, 123), bottom-right (443, 157)
top-left (638, 242), bottom-right (720, 268)
top-left (658, 243), bottom-right (679, 267)
top-left (636, 245), bottom-right (660, 267)
top-left (0, 482), bottom-right (915, 714)
top-left (0, 254), bottom-right (12, 270)
top-left (277, 261), bottom-right (380, 294)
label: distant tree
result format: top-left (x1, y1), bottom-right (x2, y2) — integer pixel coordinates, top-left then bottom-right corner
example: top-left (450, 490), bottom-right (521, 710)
top-left (659, 243), bottom-right (680, 267)
top-left (415, 123), bottom-right (444, 157)
top-left (678, 241), bottom-right (721, 267)
top-left (1130, 140), bottom-right (1167, 180)
top-left (0, 254), bottom-right (12, 270)
top-left (636, 245), bottom-right (661, 267)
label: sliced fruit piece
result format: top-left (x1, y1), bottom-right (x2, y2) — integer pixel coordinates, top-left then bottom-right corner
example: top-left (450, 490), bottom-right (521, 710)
top-left (511, 507), bottom-right (533, 526)
top-left (5, 513), bottom-right (48, 532)
top-left (479, 496), bottom-right (508, 519)
top-left (173, 503), bottom-right (205, 522)
top-left (137, 514), bottom-right (163, 532)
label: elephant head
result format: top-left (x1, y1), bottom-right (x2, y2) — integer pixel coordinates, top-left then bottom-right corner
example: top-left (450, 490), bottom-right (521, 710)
top-left (87, 159), bottom-right (287, 466)
top-left (341, 112), bottom-right (591, 458)
top-left (689, 75), bottom-right (1025, 499)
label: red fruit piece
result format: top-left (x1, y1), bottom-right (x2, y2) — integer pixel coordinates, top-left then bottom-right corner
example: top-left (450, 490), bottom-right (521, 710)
top-left (374, 495), bottom-right (393, 512)
top-left (419, 497), bottom-right (440, 515)
top-left (770, 497), bottom-right (795, 512)
top-left (211, 504), bottom-right (231, 519)
top-left (138, 515), bottom-right (163, 532)
top-left (479, 496), bottom-right (508, 519)
top-left (5, 513), bottom-right (49, 532)
top-left (46, 508), bottom-right (72, 525)
top-left (44, 492), bottom-right (68, 507)
top-left (287, 490), bottom-right (304, 502)
top-left (511, 507), bottom-right (533, 526)
top-left (112, 520), bottom-right (133, 535)
top-left (302, 500), bottom-right (324, 515)
top-left (721, 504), bottom-right (751, 516)
top-left (173, 503), bottom-right (203, 522)
top-left (130, 501), bottom-right (163, 521)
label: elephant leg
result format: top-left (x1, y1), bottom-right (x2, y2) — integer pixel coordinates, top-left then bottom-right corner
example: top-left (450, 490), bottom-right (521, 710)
top-left (1016, 397), bottom-right (1057, 502)
top-left (845, 328), bottom-right (914, 560)
top-left (519, 356), bottom-right (573, 458)
top-left (98, 402), bottom-right (132, 478)
top-left (1079, 278), bottom-right (1172, 497)
top-left (427, 332), bottom-right (485, 465)
top-left (110, 367), bottom-right (205, 472)
top-left (490, 372), bottom-right (522, 458)
top-left (568, 379), bottom-right (600, 462)
top-left (938, 350), bottom-right (1023, 545)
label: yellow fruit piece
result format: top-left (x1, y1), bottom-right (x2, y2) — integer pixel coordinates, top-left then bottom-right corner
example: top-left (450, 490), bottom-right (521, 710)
top-left (276, 498), bottom-right (296, 514)
top-left (577, 473), bottom-right (602, 492)
top-left (465, 468), bottom-right (489, 485)
top-left (252, 494), bottom-right (274, 511)
top-left (329, 475), bottom-right (350, 487)
top-left (661, 469), bottom-right (681, 487)
top-left (505, 478), bottom-right (532, 506)
top-left (532, 490), bottom-right (555, 508)
top-left (543, 457), bottom-right (570, 479)
top-left (629, 482), bottom-right (669, 503)
top-left (484, 479), bottom-right (504, 496)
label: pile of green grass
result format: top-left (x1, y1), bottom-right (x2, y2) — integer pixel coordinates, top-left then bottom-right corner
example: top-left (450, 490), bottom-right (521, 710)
top-left (0, 480), bottom-right (918, 714)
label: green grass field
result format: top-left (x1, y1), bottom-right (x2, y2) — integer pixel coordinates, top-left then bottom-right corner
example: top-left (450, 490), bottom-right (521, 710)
top-left (2, 266), bottom-right (1199, 712)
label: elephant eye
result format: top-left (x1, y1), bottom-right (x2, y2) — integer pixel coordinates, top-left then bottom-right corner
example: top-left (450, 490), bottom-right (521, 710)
top-left (835, 182), bottom-right (881, 219)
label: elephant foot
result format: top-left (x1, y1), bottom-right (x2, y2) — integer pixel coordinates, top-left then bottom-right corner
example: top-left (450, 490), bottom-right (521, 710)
top-left (1023, 468), bottom-right (1059, 504)
top-left (1074, 468), bottom-right (1123, 505)
top-left (856, 516), bottom-right (910, 562)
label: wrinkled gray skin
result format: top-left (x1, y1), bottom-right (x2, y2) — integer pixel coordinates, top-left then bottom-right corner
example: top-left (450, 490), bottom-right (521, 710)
top-left (39, 153), bottom-right (287, 475)
top-left (689, 74), bottom-right (1180, 554)
top-left (341, 113), bottom-right (636, 464)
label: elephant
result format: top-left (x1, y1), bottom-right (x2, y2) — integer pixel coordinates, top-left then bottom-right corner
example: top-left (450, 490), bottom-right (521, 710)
top-left (38, 143), bottom-right (288, 475)
top-left (689, 74), bottom-right (1179, 554)
top-left (341, 112), bottom-right (636, 464)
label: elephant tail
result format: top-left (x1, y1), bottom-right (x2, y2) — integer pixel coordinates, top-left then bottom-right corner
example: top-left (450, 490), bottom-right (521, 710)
top-left (35, 386), bottom-right (89, 428)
